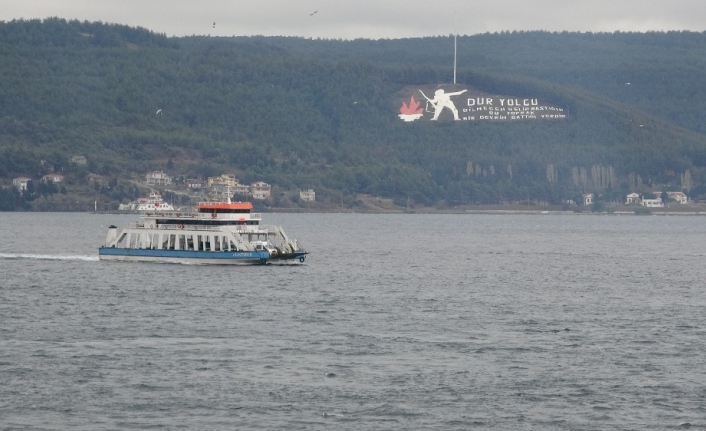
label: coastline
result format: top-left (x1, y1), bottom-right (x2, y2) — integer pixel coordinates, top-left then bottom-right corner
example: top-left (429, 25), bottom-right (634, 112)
top-left (14, 202), bottom-right (706, 216)
top-left (266, 204), bottom-right (706, 216)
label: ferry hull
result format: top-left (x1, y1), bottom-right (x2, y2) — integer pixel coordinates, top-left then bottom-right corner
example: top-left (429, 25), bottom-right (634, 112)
top-left (98, 247), bottom-right (270, 265)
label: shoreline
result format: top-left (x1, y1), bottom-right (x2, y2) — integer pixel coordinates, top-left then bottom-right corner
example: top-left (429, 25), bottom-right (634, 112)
top-left (12, 204), bottom-right (706, 216)
top-left (257, 205), bottom-right (706, 216)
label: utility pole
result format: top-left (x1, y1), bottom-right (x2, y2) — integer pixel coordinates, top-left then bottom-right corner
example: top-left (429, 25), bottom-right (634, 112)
top-left (453, 14), bottom-right (457, 84)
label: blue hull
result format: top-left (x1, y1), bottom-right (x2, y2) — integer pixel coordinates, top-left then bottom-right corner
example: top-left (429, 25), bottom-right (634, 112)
top-left (99, 247), bottom-right (271, 264)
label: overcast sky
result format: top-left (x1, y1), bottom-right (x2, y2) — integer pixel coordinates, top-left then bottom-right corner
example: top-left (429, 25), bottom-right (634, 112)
top-left (2, 0), bottom-right (706, 39)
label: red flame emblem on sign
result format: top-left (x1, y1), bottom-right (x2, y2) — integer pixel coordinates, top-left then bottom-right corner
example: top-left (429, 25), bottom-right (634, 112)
top-left (398, 95), bottom-right (424, 122)
top-left (400, 96), bottom-right (423, 115)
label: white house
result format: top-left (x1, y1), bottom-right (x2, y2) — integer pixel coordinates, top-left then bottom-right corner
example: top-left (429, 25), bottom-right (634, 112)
top-left (12, 176), bottom-right (31, 191)
top-left (145, 170), bottom-right (172, 186)
top-left (625, 192), bottom-right (640, 204)
top-left (42, 173), bottom-right (64, 183)
top-left (641, 198), bottom-right (664, 208)
top-left (250, 181), bottom-right (271, 200)
top-left (667, 191), bottom-right (688, 204)
top-left (186, 179), bottom-right (203, 189)
top-left (207, 174), bottom-right (237, 188)
top-left (232, 184), bottom-right (250, 196)
top-left (69, 155), bottom-right (87, 165)
top-left (299, 189), bottom-right (316, 202)
top-left (582, 193), bottom-right (594, 206)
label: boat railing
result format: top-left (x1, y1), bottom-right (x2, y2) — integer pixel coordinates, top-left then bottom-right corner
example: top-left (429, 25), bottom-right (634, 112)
top-left (141, 211), bottom-right (261, 220)
top-left (196, 200), bottom-right (251, 206)
top-left (252, 224), bottom-right (295, 237)
top-left (129, 223), bottom-right (270, 233)
top-left (142, 211), bottom-right (198, 218)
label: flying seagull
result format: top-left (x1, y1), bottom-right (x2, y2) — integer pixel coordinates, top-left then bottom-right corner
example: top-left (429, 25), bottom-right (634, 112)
top-left (156, 109), bottom-right (163, 115)
top-left (213, 22), bottom-right (216, 28)
top-left (310, 10), bottom-right (317, 16)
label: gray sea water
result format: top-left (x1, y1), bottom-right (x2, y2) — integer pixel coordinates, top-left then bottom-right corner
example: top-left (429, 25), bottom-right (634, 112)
top-left (1, 212), bottom-right (705, 430)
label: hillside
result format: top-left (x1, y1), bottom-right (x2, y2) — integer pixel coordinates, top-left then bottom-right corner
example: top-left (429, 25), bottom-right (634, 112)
top-left (1, 18), bottom-right (706, 211)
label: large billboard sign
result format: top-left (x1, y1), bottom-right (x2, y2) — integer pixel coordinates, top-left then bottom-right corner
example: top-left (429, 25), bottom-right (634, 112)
top-left (397, 85), bottom-right (567, 123)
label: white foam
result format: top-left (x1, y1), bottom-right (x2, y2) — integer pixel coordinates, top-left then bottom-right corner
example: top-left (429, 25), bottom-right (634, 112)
top-left (0, 253), bottom-right (99, 261)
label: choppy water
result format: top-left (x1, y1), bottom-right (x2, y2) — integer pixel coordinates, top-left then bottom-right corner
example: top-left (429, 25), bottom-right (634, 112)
top-left (1, 212), bottom-right (706, 430)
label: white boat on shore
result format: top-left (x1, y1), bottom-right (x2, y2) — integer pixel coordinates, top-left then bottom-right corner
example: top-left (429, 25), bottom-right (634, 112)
top-left (118, 192), bottom-right (174, 212)
top-left (99, 198), bottom-right (307, 265)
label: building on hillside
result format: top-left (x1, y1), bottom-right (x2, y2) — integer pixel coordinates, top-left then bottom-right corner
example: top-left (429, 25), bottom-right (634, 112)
top-left (250, 181), bottom-right (271, 200)
top-left (186, 179), bottom-right (203, 189)
top-left (13, 177), bottom-right (31, 191)
top-left (209, 184), bottom-right (233, 202)
top-left (299, 189), bottom-right (316, 202)
top-left (232, 183), bottom-right (250, 196)
top-left (207, 174), bottom-right (237, 188)
top-left (667, 191), bottom-right (688, 204)
top-left (582, 193), bottom-right (594, 206)
top-left (69, 155), bottom-right (87, 165)
top-left (145, 170), bottom-right (172, 186)
top-left (42, 173), bottom-right (64, 183)
top-left (625, 192), bottom-right (640, 204)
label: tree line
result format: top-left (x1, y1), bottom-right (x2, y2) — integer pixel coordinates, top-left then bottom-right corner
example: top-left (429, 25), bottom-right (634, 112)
top-left (2, 19), bottom-right (706, 210)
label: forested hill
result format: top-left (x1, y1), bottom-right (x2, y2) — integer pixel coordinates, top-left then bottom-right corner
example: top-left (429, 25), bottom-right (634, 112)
top-left (2, 18), bottom-right (706, 210)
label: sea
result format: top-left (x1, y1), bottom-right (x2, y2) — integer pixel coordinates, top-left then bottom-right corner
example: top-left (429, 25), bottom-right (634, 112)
top-left (1, 212), bottom-right (705, 430)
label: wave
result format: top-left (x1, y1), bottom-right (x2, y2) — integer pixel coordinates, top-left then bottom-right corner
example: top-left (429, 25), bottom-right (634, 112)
top-left (0, 253), bottom-right (99, 261)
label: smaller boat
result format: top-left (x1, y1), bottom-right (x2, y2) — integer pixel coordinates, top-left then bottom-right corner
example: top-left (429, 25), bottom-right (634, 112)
top-left (118, 192), bottom-right (175, 212)
top-left (100, 196), bottom-right (307, 265)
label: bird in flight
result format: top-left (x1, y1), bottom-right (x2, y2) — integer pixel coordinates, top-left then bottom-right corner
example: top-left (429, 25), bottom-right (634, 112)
top-left (310, 10), bottom-right (317, 16)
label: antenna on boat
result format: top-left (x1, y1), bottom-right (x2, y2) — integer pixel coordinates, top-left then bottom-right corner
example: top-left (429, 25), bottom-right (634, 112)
top-left (226, 184), bottom-right (232, 204)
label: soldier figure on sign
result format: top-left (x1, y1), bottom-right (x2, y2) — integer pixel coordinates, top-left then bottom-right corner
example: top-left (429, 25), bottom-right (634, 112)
top-left (421, 89), bottom-right (467, 121)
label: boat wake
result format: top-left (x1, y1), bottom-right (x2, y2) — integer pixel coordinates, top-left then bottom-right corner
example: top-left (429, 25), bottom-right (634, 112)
top-left (0, 253), bottom-right (99, 262)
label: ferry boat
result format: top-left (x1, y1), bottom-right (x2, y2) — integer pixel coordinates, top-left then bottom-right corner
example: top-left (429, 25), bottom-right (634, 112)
top-left (118, 192), bottom-right (175, 212)
top-left (99, 198), bottom-right (307, 265)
